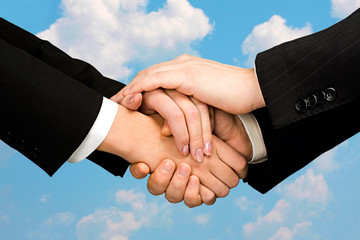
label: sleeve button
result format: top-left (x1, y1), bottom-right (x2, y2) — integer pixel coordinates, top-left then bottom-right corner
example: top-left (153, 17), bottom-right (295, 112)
top-left (324, 87), bottom-right (336, 102)
top-left (306, 95), bottom-right (318, 108)
top-left (295, 99), bottom-right (308, 113)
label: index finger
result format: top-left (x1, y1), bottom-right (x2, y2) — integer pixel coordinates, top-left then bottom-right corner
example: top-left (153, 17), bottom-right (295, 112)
top-left (123, 70), bottom-right (190, 96)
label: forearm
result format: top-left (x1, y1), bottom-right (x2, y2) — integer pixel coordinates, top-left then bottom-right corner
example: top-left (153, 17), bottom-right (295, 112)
top-left (0, 17), bottom-right (125, 97)
top-left (255, 8), bottom-right (360, 129)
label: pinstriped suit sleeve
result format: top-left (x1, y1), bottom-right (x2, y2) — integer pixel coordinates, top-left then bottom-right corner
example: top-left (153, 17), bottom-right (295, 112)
top-left (255, 8), bottom-right (360, 129)
top-left (245, 8), bottom-right (360, 193)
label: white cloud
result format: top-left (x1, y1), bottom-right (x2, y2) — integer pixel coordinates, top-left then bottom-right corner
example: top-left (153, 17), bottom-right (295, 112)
top-left (37, 0), bottom-right (212, 81)
top-left (40, 194), bottom-right (50, 203)
top-left (269, 222), bottom-right (312, 240)
top-left (76, 189), bottom-right (171, 240)
top-left (242, 15), bottom-right (312, 66)
top-left (314, 148), bottom-right (340, 173)
top-left (331, 0), bottom-right (360, 19)
top-left (235, 196), bottom-right (251, 211)
top-left (115, 189), bottom-right (146, 211)
top-left (243, 199), bottom-right (290, 236)
top-left (0, 214), bottom-right (9, 223)
top-left (193, 214), bottom-right (211, 225)
top-left (42, 212), bottom-right (75, 226)
top-left (283, 169), bottom-right (329, 206)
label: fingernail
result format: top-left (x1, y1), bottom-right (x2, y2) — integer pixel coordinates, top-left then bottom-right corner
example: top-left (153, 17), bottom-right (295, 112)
top-left (204, 141), bottom-right (212, 156)
top-left (196, 148), bottom-right (204, 163)
top-left (161, 161), bottom-right (173, 173)
top-left (178, 166), bottom-right (190, 177)
top-left (134, 167), bottom-right (142, 176)
top-left (182, 145), bottom-right (189, 156)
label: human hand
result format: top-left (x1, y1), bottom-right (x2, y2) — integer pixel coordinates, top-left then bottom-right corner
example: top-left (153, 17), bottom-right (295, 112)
top-left (111, 88), bottom-right (213, 162)
top-left (130, 108), bottom-right (252, 207)
top-left (97, 105), bottom-right (245, 197)
top-left (120, 54), bottom-right (266, 114)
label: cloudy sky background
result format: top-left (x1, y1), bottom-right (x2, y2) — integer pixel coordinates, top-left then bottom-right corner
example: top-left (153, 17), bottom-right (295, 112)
top-left (1, 0), bottom-right (360, 239)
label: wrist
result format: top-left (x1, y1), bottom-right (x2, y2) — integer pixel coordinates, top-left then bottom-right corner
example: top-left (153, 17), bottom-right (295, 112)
top-left (97, 105), bottom-right (167, 170)
top-left (250, 68), bottom-right (266, 110)
top-left (96, 105), bottom-right (132, 158)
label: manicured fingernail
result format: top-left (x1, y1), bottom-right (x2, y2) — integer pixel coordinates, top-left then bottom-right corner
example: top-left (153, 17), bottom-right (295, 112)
top-left (182, 145), bottom-right (189, 156)
top-left (161, 161), bottom-right (173, 173)
top-left (178, 166), bottom-right (190, 177)
top-left (196, 148), bottom-right (204, 163)
top-left (204, 141), bottom-right (212, 156)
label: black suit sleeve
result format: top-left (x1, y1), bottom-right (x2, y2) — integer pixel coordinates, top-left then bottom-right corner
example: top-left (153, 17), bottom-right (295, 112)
top-left (0, 18), bottom-right (129, 176)
top-left (255, 8), bottom-right (360, 129)
top-left (245, 9), bottom-right (360, 193)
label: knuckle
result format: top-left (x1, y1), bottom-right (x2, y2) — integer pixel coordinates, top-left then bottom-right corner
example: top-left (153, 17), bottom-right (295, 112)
top-left (185, 199), bottom-right (200, 208)
top-left (165, 193), bottom-right (181, 203)
top-left (234, 159), bottom-right (247, 177)
top-left (147, 185), bottom-right (162, 196)
top-left (187, 108), bottom-right (200, 122)
top-left (172, 110), bottom-right (186, 123)
top-left (177, 53), bottom-right (192, 61)
top-left (217, 187), bottom-right (230, 198)
top-left (202, 192), bottom-right (216, 205)
top-left (229, 176), bottom-right (240, 189)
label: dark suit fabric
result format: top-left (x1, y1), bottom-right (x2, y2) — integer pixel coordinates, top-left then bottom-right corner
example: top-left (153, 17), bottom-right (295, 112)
top-left (246, 9), bottom-right (360, 193)
top-left (0, 18), bottom-right (129, 176)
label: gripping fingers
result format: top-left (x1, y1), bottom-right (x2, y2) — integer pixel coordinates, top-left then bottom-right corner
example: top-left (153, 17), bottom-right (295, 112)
top-left (130, 163), bottom-right (150, 179)
top-left (184, 176), bottom-right (202, 208)
top-left (199, 185), bottom-right (216, 205)
top-left (165, 90), bottom-right (205, 163)
top-left (191, 97), bottom-right (212, 156)
top-left (141, 90), bottom-right (190, 156)
top-left (147, 159), bottom-right (175, 196)
top-left (165, 163), bottom-right (191, 203)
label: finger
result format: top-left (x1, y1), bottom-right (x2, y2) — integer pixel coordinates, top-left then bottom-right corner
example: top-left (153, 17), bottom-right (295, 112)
top-left (130, 163), bottom-right (150, 179)
top-left (147, 159), bottom-right (176, 196)
top-left (213, 135), bottom-right (248, 179)
top-left (119, 93), bottom-right (143, 110)
top-left (184, 175), bottom-right (202, 208)
top-left (194, 167), bottom-right (230, 198)
top-left (165, 90), bottom-right (204, 163)
top-left (200, 185), bottom-right (216, 205)
top-left (110, 89), bottom-right (124, 103)
top-left (142, 90), bottom-right (190, 156)
top-left (165, 163), bottom-right (191, 203)
top-left (191, 97), bottom-right (212, 156)
top-left (124, 70), bottom-right (190, 96)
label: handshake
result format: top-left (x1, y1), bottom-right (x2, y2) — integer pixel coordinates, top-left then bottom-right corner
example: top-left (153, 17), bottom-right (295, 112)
top-left (98, 54), bottom-right (267, 208)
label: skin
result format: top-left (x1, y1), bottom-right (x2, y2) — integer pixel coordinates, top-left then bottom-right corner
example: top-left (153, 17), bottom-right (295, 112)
top-left (97, 105), bottom-right (248, 198)
top-left (119, 54), bottom-right (266, 114)
top-left (117, 92), bottom-right (252, 207)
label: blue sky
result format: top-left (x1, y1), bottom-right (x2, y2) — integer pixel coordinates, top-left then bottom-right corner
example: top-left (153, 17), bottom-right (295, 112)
top-left (1, 0), bottom-right (360, 239)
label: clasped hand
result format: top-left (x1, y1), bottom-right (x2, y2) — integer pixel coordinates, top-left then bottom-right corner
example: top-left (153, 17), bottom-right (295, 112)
top-left (111, 54), bottom-right (264, 207)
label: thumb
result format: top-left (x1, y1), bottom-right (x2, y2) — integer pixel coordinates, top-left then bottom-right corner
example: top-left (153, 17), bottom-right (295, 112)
top-left (120, 93), bottom-right (143, 110)
top-left (130, 163), bottom-right (150, 179)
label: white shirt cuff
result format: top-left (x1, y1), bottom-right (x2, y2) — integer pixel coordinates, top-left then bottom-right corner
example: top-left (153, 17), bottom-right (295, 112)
top-left (67, 97), bottom-right (118, 163)
top-left (237, 113), bottom-right (267, 164)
